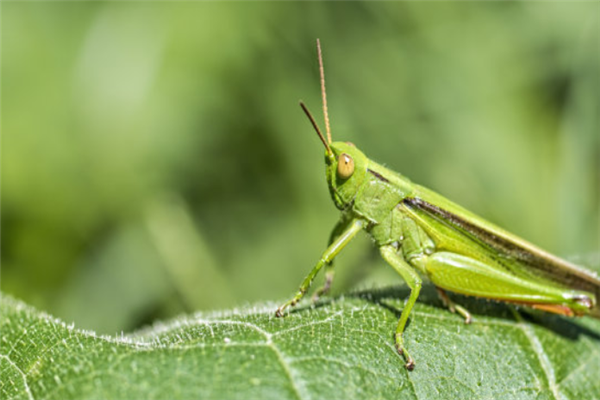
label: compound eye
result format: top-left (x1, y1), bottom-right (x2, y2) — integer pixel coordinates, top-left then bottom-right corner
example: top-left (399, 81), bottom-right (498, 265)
top-left (337, 153), bottom-right (354, 180)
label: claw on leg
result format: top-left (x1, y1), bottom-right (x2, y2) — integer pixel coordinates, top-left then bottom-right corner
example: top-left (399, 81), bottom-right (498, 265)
top-left (275, 305), bottom-right (286, 318)
top-left (275, 292), bottom-right (303, 318)
top-left (395, 333), bottom-right (415, 371)
top-left (436, 288), bottom-right (472, 324)
top-left (275, 303), bottom-right (288, 318)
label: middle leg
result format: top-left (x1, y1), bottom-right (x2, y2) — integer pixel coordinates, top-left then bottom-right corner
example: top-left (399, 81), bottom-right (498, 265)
top-left (380, 245), bottom-right (422, 370)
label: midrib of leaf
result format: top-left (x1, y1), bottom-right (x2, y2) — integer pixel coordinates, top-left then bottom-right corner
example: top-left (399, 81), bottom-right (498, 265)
top-left (515, 315), bottom-right (561, 400)
top-left (2, 288), bottom-right (600, 400)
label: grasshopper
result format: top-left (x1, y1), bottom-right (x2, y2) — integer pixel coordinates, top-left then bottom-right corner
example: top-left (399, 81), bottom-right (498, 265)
top-left (275, 39), bottom-right (600, 370)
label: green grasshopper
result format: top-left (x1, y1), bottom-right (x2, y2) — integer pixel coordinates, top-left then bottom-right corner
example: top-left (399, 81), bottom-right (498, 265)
top-left (275, 39), bottom-right (600, 370)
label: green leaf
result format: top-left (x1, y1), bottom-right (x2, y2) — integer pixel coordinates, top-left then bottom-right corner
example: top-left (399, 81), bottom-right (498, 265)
top-left (1, 287), bottom-right (600, 400)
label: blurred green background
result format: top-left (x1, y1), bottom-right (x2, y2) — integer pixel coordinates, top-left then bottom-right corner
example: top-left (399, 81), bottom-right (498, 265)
top-left (2, 2), bottom-right (598, 335)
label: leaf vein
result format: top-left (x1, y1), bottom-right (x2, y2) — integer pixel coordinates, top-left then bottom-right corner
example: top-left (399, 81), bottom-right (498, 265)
top-left (1, 354), bottom-right (34, 400)
top-left (266, 341), bottom-right (305, 400)
top-left (272, 310), bottom-right (345, 337)
top-left (516, 318), bottom-right (562, 400)
top-left (558, 344), bottom-right (600, 387)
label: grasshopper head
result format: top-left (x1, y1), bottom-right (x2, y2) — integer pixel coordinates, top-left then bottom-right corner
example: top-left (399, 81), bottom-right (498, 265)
top-left (325, 142), bottom-right (367, 210)
top-left (298, 102), bottom-right (367, 211)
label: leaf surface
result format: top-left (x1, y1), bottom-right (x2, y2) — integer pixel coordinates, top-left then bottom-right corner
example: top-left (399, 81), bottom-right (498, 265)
top-left (2, 287), bottom-right (600, 400)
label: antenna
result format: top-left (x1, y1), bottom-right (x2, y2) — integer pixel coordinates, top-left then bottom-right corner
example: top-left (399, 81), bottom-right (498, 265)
top-left (300, 101), bottom-right (332, 155)
top-left (316, 39), bottom-right (332, 144)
